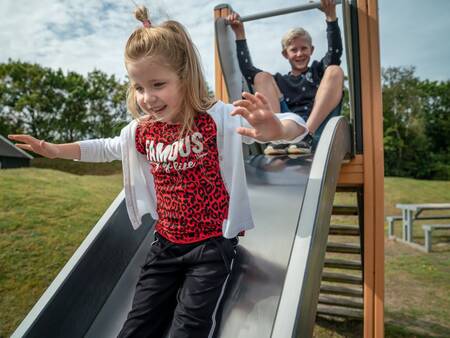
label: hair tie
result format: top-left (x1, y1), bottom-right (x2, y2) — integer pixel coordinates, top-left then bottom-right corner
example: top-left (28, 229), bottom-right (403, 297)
top-left (143, 19), bottom-right (151, 28)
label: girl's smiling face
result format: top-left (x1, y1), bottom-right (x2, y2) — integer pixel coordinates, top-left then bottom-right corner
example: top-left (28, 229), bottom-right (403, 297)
top-left (127, 57), bottom-right (184, 124)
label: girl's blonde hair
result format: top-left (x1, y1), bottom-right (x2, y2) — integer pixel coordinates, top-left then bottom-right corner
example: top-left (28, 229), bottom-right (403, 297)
top-left (281, 27), bottom-right (312, 51)
top-left (125, 5), bottom-right (216, 136)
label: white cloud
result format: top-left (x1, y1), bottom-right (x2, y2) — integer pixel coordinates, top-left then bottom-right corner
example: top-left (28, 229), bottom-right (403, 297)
top-left (1, 0), bottom-right (448, 93)
top-left (0, 0), bottom-right (348, 89)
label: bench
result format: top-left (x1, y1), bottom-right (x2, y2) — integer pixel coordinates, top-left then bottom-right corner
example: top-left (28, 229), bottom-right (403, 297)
top-left (387, 215), bottom-right (450, 241)
top-left (386, 216), bottom-right (402, 239)
top-left (422, 224), bottom-right (450, 253)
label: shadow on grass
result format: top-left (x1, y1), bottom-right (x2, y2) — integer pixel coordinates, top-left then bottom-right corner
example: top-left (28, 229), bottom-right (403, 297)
top-left (386, 310), bottom-right (450, 337)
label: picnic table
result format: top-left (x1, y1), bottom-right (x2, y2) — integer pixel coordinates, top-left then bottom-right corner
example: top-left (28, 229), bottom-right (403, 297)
top-left (395, 203), bottom-right (450, 243)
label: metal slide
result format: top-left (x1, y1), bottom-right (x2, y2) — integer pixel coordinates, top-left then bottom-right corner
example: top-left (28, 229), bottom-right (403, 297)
top-left (12, 116), bottom-right (350, 338)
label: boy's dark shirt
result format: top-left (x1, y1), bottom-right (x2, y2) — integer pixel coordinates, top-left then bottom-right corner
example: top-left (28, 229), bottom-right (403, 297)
top-left (236, 20), bottom-right (342, 119)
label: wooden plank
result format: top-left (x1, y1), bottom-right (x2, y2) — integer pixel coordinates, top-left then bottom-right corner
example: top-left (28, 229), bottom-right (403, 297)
top-left (357, 0), bottom-right (385, 336)
top-left (214, 8), bottom-right (223, 100)
top-left (327, 242), bottom-right (361, 254)
top-left (320, 284), bottom-right (363, 297)
top-left (332, 205), bottom-right (358, 216)
top-left (317, 305), bottom-right (363, 320)
top-left (322, 272), bottom-right (363, 285)
top-left (324, 258), bottom-right (362, 270)
top-left (338, 172), bottom-right (364, 186)
top-left (319, 295), bottom-right (364, 309)
top-left (338, 155), bottom-right (364, 185)
top-left (357, 1), bottom-right (375, 336)
top-left (366, 1), bottom-right (385, 336)
top-left (214, 6), bottom-right (231, 103)
top-left (329, 225), bottom-right (360, 236)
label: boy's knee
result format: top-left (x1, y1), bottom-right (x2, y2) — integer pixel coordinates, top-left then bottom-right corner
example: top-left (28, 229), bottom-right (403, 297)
top-left (324, 65), bottom-right (344, 81)
top-left (254, 71), bottom-right (273, 85)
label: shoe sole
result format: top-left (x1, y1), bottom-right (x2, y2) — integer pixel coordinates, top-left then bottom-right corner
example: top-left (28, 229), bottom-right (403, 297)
top-left (264, 150), bottom-right (287, 155)
top-left (287, 148), bottom-right (311, 155)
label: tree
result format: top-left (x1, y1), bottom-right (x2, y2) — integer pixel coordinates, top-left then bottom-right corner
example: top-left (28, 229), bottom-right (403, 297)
top-left (0, 60), bottom-right (57, 140)
top-left (86, 70), bottom-right (128, 139)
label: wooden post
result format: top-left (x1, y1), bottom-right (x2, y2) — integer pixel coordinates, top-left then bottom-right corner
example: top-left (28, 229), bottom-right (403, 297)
top-left (357, 0), bottom-right (384, 337)
top-left (214, 5), bottom-right (231, 103)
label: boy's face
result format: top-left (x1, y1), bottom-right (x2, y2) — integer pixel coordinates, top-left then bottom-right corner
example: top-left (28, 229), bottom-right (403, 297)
top-left (282, 36), bottom-right (314, 74)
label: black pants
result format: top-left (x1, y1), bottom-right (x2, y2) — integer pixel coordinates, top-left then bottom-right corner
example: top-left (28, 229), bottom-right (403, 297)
top-left (117, 233), bottom-right (238, 338)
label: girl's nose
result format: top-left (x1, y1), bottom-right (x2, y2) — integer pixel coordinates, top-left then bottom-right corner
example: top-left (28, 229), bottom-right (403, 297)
top-left (144, 92), bottom-right (157, 104)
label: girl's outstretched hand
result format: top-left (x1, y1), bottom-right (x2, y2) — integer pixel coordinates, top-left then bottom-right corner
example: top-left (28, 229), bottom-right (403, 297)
top-left (8, 134), bottom-right (59, 159)
top-left (231, 92), bottom-right (284, 142)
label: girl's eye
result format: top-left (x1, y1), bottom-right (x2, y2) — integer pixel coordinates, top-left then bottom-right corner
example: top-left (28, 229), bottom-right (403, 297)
top-left (135, 86), bottom-right (144, 93)
top-left (154, 82), bottom-right (165, 88)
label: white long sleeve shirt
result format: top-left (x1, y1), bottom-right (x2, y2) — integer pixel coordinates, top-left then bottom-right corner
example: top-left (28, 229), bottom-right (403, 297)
top-left (76, 100), bottom-right (307, 238)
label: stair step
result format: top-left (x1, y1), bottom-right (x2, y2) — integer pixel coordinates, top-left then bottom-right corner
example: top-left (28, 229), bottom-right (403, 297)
top-left (317, 305), bottom-right (363, 320)
top-left (318, 295), bottom-right (363, 309)
top-left (336, 186), bottom-right (360, 193)
top-left (322, 272), bottom-right (363, 285)
top-left (329, 225), bottom-right (360, 236)
top-left (332, 205), bottom-right (358, 216)
top-left (324, 258), bottom-right (362, 270)
top-left (320, 284), bottom-right (363, 297)
top-left (326, 242), bottom-right (361, 254)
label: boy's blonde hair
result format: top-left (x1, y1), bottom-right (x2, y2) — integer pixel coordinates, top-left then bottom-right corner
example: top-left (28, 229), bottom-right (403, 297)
top-left (281, 27), bottom-right (312, 51)
top-left (125, 5), bottom-right (215, 136)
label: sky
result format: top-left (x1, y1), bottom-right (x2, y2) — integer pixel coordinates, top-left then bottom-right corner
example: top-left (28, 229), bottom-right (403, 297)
top-left (1, 0), bottom-right (449, 90)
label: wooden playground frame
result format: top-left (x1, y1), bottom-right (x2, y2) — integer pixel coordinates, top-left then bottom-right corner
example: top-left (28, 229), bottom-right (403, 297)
top-left (213, 0), bottom-right (384, 337)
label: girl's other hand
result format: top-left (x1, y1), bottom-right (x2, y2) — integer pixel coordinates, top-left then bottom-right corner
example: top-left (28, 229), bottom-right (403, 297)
top-left (8, 134), bottom-right (59, 159)
top-left (231, 92), bottom-right (284, 142)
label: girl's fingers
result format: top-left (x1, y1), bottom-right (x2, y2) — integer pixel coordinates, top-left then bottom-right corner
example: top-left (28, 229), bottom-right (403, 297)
top-left (232, 99), bottom-right (252, 109)
top-left (241, 92), bottom-right (259, 105)
top-left (230, 106), bottom-right (251, 119)
top-left (8, 134), bottom-right (37, 144)
top-left (15, 144), bottom-right (33, 151)
top-left (254, 92), bottom-right (267, 103)
top-left (236, 127), bottom-right (257, 139)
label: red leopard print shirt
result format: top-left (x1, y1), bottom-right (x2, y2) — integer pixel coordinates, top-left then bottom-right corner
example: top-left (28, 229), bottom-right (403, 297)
top-left (135, 113), bottom-right (230, 244)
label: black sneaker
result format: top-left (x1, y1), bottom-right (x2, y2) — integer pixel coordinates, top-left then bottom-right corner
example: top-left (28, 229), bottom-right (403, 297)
top-left (287, 134), bottom-right (313, 154)
top-left (264, 143), bottom-right (288, 155)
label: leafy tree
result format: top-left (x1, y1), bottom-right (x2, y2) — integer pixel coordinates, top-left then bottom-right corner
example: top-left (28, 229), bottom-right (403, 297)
top-left (86, 70), bottom-right (128, 139)
top-left (0, 60), bottom-right (57, 140)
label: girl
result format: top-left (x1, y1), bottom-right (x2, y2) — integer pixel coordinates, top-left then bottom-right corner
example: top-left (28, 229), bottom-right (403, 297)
top-left (8, 5), bottom-right (307, 338)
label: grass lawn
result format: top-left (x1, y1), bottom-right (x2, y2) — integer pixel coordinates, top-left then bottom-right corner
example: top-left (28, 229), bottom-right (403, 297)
top-left (0, 161), bottom-right (449, 337)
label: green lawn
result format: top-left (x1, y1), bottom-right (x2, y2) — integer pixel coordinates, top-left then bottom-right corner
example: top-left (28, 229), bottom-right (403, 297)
top-left (0, 163), bottom-right (449, 337)
top-left (0, 162), bottom-right (123, 337)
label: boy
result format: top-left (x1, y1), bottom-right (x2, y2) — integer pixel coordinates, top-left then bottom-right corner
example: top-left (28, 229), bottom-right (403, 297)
top-left (227, 0), bottom-right (344, 154)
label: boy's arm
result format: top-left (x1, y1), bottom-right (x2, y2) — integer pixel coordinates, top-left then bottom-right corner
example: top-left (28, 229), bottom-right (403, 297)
top-left (319, 0), bottom-right (343, 69)
top-left (227, 12), bottom-right (264, 87)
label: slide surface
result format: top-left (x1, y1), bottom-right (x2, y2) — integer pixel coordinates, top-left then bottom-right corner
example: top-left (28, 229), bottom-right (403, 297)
top-left (12, 116), bottom-right (350, 338)
top-left (13, 13), bottom-right (351, 338)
